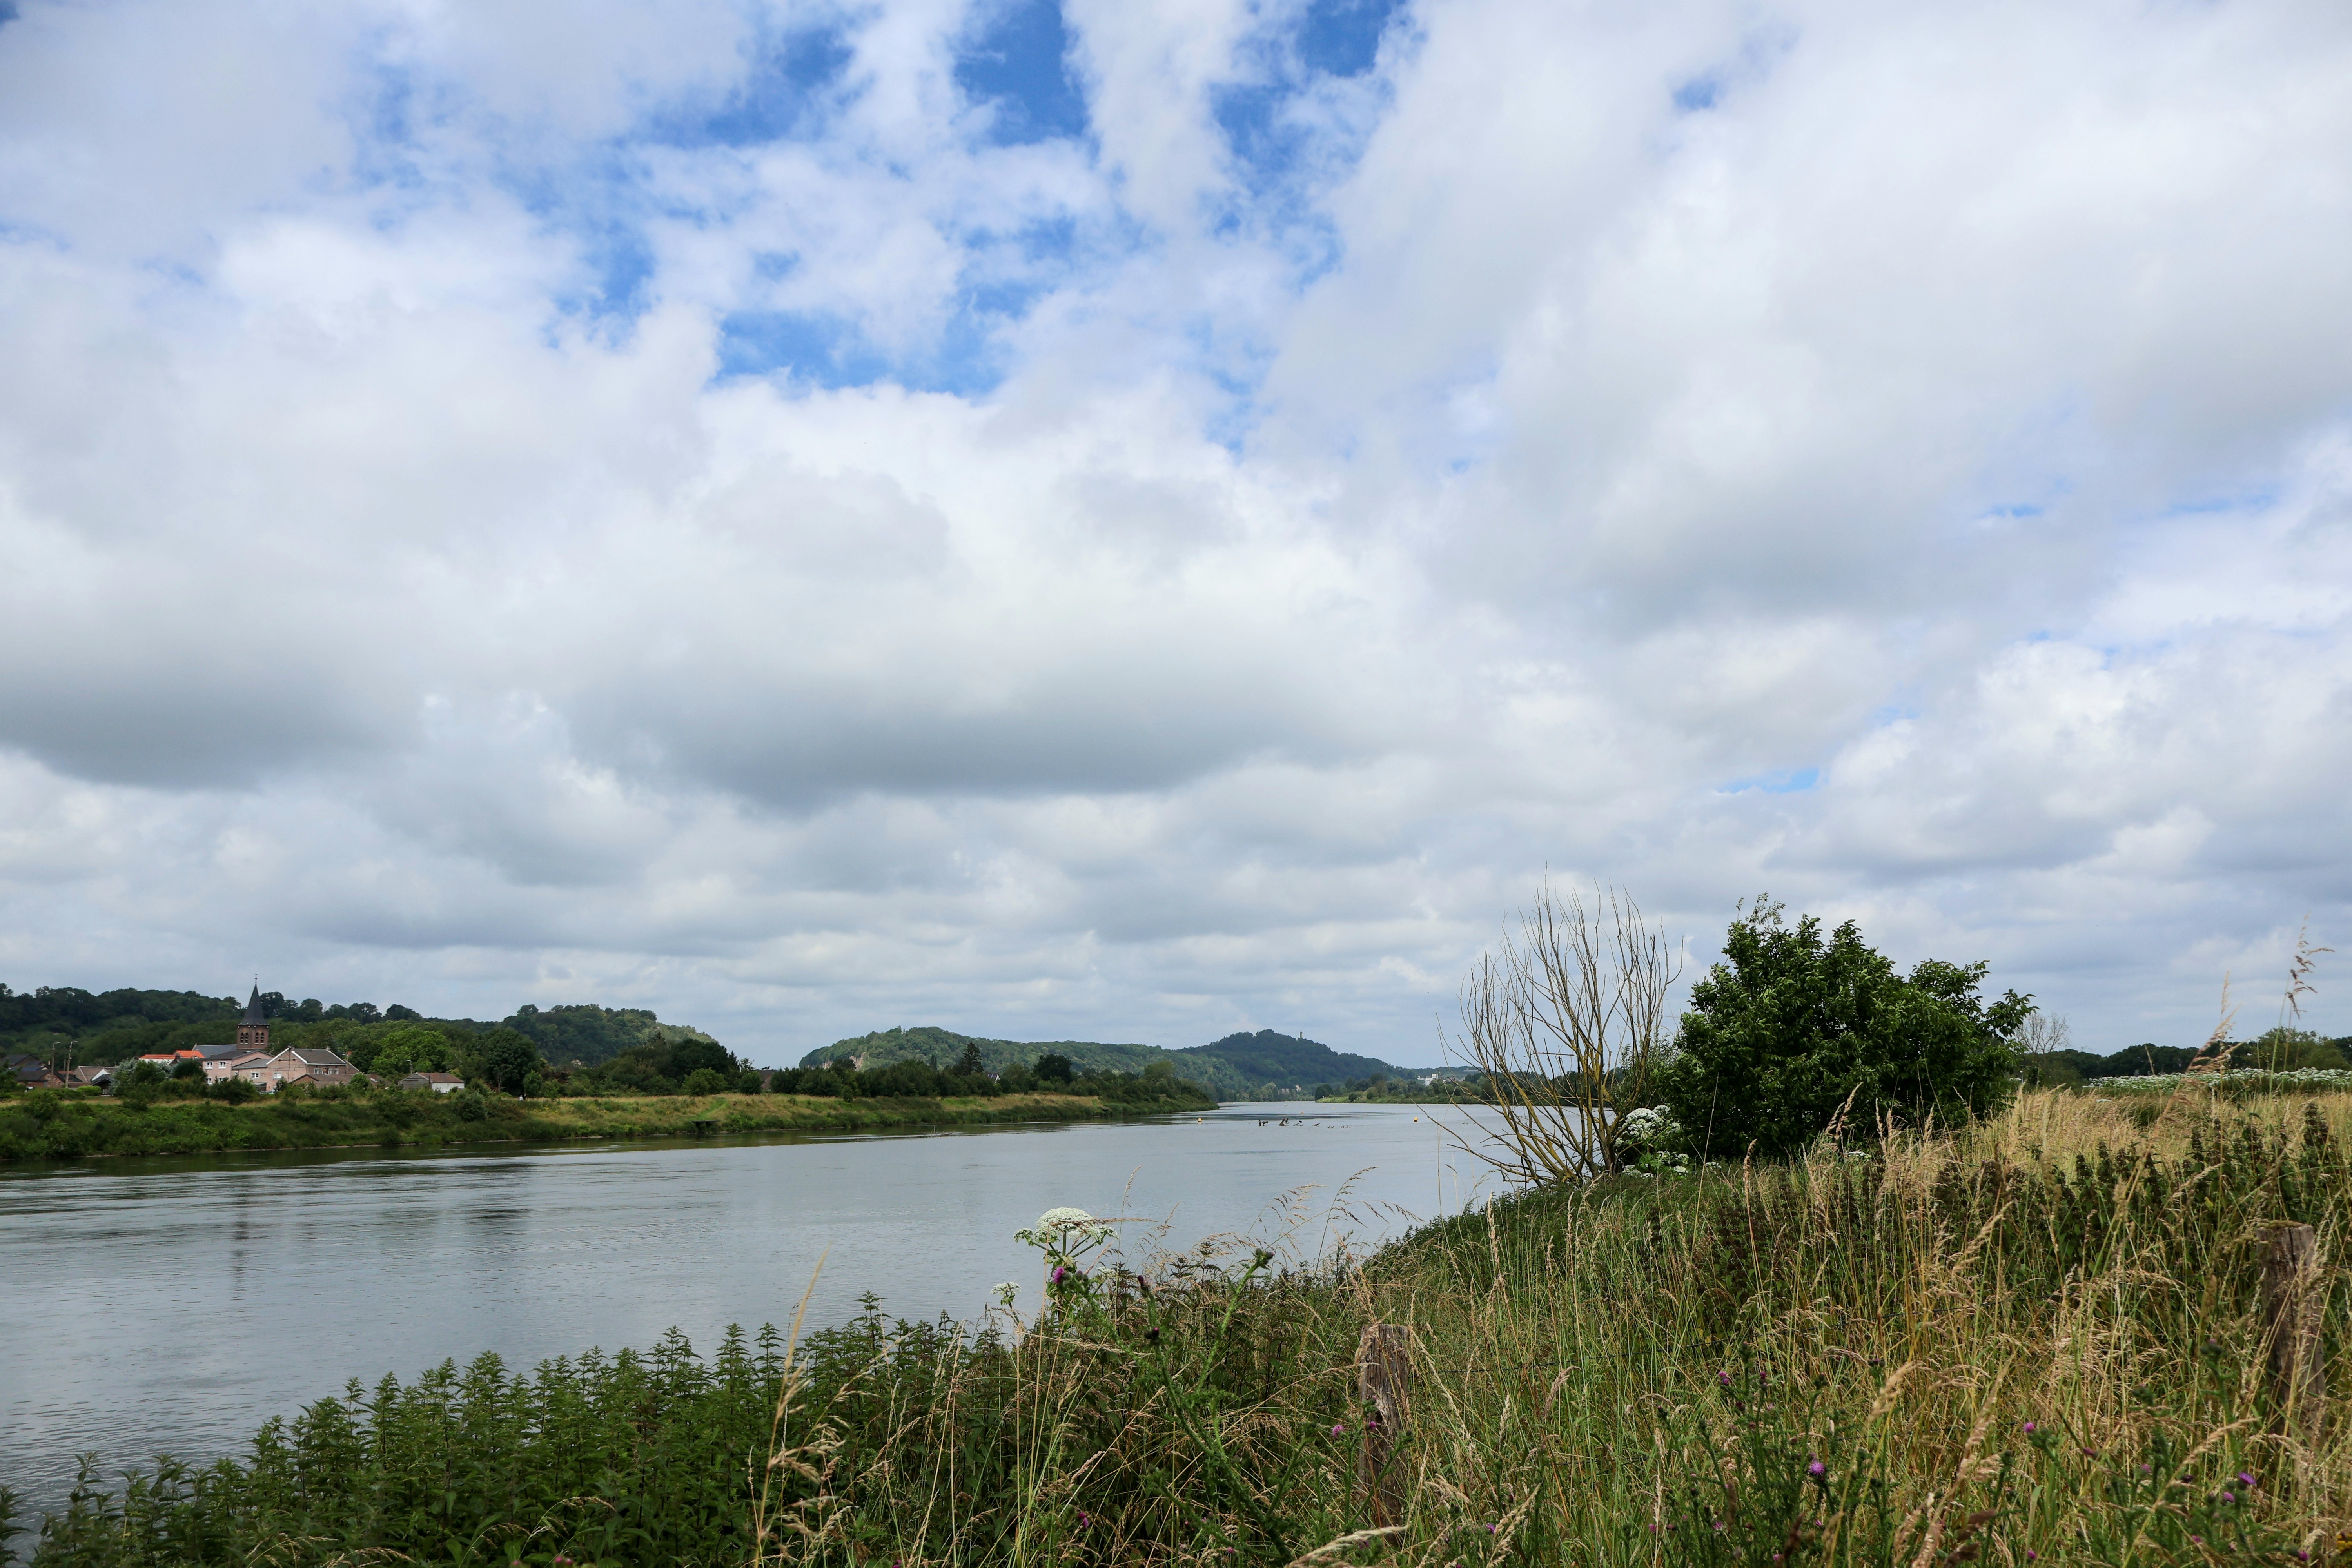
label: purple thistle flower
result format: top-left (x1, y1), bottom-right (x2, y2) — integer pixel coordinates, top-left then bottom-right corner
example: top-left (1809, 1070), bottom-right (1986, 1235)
top-left (2237, 1472), bottom-right (2255, 1487)
top-left (2021, 1421), bottom-right (2036, 1433)
top-left (1331, 1423), bottom-right (1346, 1437)
top-left (1808, 1461), bottom-right (1826, 1478)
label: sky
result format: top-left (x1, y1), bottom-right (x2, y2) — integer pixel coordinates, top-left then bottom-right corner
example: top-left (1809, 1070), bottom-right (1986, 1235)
top-left (1, 0), bottom-right (2348, 1067)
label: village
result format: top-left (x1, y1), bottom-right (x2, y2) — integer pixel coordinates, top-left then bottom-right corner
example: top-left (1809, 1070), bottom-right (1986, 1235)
top-left (4, 986), bottom-right (464, 1097)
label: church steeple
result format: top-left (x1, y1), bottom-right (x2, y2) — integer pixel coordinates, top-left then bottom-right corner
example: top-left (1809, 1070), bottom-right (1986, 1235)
top-left (237, 982), bottom-right (270, 1051)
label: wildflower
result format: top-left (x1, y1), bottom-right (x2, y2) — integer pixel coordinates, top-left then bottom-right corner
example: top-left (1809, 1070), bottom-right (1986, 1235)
top-left (1077, 1511), bottom-right (1091, 1527)
top-left (1050, 1265), bottom-right (1067, 1283)
top-left (1808, 1462), bottom-right (1826, 1478)
top-left (2237, 1472), bottom-right (2256, 1487)
top-left (2221, 1492), bottom-right (2236, 1504)
top-left (1331, 1423), bottom-right (1347, 1437)
top-left (1719, 1370), bottom-right (1732, 1387)
top-left (2025, 1554), bottom-right (2036, 1562)
top-left (2021, 1421), bottom-right (2036, 1433)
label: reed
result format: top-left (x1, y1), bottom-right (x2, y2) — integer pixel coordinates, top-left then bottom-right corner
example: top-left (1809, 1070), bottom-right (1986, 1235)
top-left (15, 1088), bottom-right (2348, 1566)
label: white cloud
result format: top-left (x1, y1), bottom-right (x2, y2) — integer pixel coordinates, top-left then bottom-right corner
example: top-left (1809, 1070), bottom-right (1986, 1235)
top-left (2, 0), bottom-right (2350, 1062)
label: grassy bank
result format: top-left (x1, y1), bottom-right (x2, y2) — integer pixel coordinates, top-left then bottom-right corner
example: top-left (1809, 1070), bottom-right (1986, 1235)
top-left (12, 1088), bottom-right (2349, 1566)
top-left (0, 1084), bottom-right (1214, 1162)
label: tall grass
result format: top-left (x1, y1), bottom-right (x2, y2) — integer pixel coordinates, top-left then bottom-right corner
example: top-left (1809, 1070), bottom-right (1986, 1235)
top-left (15, 1090), bottom-right (2347, 1566)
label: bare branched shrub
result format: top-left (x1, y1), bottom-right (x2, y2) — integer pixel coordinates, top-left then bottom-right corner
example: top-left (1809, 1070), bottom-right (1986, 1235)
top-left (2016, 1009), bottom-right (2071, 1057)
top-left (1446, 879), bottom-right (1679, 1182)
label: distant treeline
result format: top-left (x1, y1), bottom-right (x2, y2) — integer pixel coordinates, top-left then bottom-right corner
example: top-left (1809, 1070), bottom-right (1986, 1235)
top-left (806, 1024), bottom-right (1430, 1102)
top-left (2029, 1029), bottom-right (2352, 1086)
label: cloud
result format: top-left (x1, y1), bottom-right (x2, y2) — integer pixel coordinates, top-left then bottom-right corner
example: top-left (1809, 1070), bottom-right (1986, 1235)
top-left (2, 0), bottom-right (2350, 1062)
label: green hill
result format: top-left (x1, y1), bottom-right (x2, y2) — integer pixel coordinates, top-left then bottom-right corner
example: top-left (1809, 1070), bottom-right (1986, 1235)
top-left (801, 1025), bottom-right (1434, 1102)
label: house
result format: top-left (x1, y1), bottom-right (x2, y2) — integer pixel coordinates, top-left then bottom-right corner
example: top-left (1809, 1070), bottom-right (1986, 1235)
top-left (7, 1052), bottom-right (65, 1089)
top-left (400, 1071), bottom-right (465, 1094)
top-left (261, 1046), bottom-right (358, 1091)
top-left (64, 1065), bottom-right (113, 1089)
top-left (207, 1051), bottom-right (273, 1086)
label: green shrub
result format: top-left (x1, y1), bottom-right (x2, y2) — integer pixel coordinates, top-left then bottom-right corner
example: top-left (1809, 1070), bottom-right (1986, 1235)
top-left (681, 1067), bottom-right (730, 1096)
top-left (1657, 898), bottom-right (2031, 1159)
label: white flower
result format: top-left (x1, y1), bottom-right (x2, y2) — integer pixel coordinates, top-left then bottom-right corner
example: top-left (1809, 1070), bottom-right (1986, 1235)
top-left (992, 1282), bottom-right (1020, 1307)
top-left (1015, 1206), bottom-right (1115, 1250)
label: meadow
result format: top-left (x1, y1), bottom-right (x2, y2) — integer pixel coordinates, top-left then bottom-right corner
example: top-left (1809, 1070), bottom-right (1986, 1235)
top-left (9, 1083), bottom-right (2345, 1566)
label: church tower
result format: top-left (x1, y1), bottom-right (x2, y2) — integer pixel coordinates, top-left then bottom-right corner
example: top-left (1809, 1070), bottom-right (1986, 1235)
top-left (236, 984), bottom-right (270, 1051)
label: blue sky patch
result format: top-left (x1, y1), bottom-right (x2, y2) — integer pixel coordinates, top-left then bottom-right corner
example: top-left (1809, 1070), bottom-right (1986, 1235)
top-left (1672, 74), bottom-right (1721, 112)
top-left (1298, 0), bottom-right (1405, 77)
top-left (1720, 767), bottom-right (1821, 795)
top-left (661, 26), bottom-right (855, 148)
top-left (956, 0), bottom-right (1088, 145)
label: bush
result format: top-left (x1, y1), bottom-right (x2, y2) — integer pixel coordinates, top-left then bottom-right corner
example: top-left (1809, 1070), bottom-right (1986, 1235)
top-left (680, 1067), bottom-right (730, 1096)
top-left (737, 1069), bottom-right (764, 1094)
top-left (1656, 898), bottom-right (2031, 1159)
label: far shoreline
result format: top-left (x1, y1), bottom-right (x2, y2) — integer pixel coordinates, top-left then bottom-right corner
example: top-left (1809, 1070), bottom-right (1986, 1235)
top-left (0, 1086), bottom-right (1221, 1165)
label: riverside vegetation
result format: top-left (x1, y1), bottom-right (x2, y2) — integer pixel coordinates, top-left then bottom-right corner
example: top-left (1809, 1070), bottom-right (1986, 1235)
top-left (0, 1064), bottom-right (1214, 1162)
top-left (7, 1087), bottom-right (2347, 1566)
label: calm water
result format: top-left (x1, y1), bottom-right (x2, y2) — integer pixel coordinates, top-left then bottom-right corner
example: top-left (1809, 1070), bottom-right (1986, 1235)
top-left (0, 1102), bottom-right (1497, 1516)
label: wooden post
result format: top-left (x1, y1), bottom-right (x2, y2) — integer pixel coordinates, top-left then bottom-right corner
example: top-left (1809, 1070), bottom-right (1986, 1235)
top-left (1356, 1323), bottom-right (1413, 1527)
top-left (2261, 1223), bottom-right (2325, 1440)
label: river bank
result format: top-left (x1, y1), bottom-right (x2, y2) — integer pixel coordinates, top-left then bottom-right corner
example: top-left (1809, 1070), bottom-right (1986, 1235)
top-left (0, 1082), bottom-right (1214, 1161)
top-left (13, 1089), bottom-right (2344, 1565)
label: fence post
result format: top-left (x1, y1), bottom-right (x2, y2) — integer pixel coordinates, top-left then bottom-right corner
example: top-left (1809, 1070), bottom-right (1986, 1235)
top-left (1356, 1323), bottom-right (1414, 1527)
top-left (2261, 1222), bottom-right (2325, 1440)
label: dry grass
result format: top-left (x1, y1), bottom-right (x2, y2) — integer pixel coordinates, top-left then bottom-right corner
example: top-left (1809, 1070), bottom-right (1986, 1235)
top-left (737, 1088), bottom-right (2350, 1565)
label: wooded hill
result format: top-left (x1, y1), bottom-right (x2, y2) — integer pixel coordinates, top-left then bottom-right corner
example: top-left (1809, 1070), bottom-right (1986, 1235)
top-left (800, 1025), bottom-right (1437, 1102)
top-left (0, 985), bottom-right (720, 1072)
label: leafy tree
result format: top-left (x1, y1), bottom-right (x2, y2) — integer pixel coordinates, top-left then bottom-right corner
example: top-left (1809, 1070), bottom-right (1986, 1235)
top-left (1034, 1053), bottom-right (1074, 1084)
top-left (681, 1067), bottom-right (730, 1096)
top-left (475, 1028), bottom-right (546, 1094)
top-left (364, 1026), bottom-right (452, 1079)
top-left (1656, 899), bottom-right (2031, 1160)
top-left (669, 1037), bottom-right (738, 1080)
top-left (385, 1004), bottom-right (422, 1021)
top-left (737, 1069), bottom-right (764, 1095)
top-left (955, 1041), bottom-right (987, 1078)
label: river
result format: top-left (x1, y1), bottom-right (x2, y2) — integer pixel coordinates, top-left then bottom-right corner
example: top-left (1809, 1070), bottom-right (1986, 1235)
top-left (0, 1102), bottom-right (1498, 1519)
